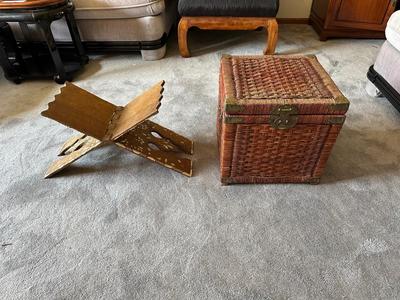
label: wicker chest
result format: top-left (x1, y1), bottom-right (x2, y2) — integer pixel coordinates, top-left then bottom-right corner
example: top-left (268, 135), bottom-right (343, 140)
top-left (218, 55), bottom-right (349, 184)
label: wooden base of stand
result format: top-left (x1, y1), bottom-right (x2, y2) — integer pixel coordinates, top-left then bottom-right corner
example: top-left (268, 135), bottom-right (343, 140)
top-left (41, 81), bottom-right (194, 178)
top-left (178, 16), bottom-right (278, 58)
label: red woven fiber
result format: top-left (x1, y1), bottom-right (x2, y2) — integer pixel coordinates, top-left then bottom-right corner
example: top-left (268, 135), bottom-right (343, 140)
top-left (231, 56), bottom-right (333, 100)
top-left (218, 55), bottom-right (348, 185)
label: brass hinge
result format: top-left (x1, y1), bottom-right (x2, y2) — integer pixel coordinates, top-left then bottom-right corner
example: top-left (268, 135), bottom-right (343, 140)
top-left (269, 105), bottom-right (299, 130)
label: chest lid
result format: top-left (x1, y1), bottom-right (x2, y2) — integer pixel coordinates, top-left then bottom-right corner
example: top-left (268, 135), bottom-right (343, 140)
top-left (220, 55), bottom-right (349, 115)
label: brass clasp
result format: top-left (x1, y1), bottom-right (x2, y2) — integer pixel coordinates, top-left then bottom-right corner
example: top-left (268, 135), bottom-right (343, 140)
top-left (269, 105), bottom-right (298, 130)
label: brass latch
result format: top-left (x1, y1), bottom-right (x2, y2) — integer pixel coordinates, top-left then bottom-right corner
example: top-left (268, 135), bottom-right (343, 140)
top-left (269, 105), bottom-right (298, 129)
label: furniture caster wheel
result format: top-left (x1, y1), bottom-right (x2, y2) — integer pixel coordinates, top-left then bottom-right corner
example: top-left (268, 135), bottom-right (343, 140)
top-left (54, 75), bottom-right (69, 84)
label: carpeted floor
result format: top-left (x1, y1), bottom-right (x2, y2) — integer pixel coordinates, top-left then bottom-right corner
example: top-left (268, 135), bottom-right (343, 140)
top-left (1, 25), bottom-right (400, 299)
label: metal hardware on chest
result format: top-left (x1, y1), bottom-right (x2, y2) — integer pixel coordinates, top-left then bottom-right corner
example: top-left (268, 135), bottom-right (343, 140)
top-left (225, 103), bottom-right (245, 113)
top-left (330, 95), bottom-right (350, 112)
top-left (327, 116), bottom-right (345, 125)
top-left (269, 105), bottom-right (298, 129)
top-left (224, 116), bottom-right (244, 124)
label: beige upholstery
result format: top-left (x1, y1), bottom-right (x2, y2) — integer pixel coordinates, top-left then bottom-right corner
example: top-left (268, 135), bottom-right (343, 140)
top-left (374, 41), bottom-right (400, 93)
top-left (73, 0), bottom-right (166, 19)
top-left (9, 0), bottom-right (177, 60)
top-left (386, 11), bottom-right (400, 52)
top-left (52, 2), bottom-right (176, 42)
top-left (366, 11), bottom-right (400, 103)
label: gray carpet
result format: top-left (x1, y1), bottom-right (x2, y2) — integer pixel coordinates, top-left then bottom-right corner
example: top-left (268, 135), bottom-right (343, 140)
top-left (1, 25), bottom-right (400, 299)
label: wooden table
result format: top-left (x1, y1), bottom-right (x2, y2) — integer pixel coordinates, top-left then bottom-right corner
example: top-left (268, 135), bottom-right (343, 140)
top-left (0, 0), bottom-right (66, 10)
top-left (0, 0), bottom-right (88, 83)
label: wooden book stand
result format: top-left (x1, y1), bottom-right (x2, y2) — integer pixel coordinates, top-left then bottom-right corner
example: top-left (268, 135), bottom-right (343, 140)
top-left (41, 81), bottom-right (194, 178)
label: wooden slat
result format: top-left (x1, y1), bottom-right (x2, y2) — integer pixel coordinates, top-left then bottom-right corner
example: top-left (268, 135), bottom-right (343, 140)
top-left (41, 83), bottom-right (117, 140)
top-left (45, 135), bottom-right (102, 178)
top-left (42, 81), bottom-right (194, 178)
top-left (110, 81), bottom-right (164, 141)
top-left (115, 120), bottom-right (193, 177)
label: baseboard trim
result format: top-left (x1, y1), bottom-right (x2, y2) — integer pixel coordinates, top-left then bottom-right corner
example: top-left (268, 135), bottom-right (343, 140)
top-left (277, 18), bottom-right (310, 24)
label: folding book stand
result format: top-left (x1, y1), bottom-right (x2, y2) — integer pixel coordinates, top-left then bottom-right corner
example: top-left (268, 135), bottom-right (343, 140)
top-left (41, 81), bottom-right (194, 178)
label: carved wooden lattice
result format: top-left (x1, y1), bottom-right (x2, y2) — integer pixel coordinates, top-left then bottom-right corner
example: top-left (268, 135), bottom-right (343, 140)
top-left (41, 81), bottom-right (193, 178)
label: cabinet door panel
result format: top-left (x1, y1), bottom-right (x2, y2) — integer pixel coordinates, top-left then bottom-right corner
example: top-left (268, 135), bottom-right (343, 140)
top-left (327, 0), bottom-right (395, 31)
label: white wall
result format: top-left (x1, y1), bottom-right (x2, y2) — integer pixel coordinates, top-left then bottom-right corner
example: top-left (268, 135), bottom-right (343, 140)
top-left (277, 0), bottom-right (313, 18)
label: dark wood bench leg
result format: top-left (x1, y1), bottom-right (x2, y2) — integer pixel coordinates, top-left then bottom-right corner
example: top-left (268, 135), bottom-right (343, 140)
top-left (264, 18), bottom-right (278, 55)
top-left (38, 19), bottom-right (68, 84)
top-left (0, 22), bottom-right (23, 83)
top-left (19, 22), bottom-right (40, 63)
top-left (64, 5), bottom-right (88, 65)
top-left (0, 36), bottom-right (20, 82)
top-left (178, 17), bottom-right (191, 58)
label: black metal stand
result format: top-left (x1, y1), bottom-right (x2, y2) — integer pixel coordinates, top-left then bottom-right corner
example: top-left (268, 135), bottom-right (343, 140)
top-left (0, 1), bottom-right (88, 84)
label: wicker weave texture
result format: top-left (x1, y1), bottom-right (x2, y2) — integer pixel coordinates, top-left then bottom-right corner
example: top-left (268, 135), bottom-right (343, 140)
top-left (231, 56), bottom-right (333, 100)
top-left (231, 124), bottom-right (330, 178)
top-left (218, 55), bottom-right (348, 184)
top-left (221, 55), bottom-right (349, 115)
top-left (219, 120), bottom-right (342, 184)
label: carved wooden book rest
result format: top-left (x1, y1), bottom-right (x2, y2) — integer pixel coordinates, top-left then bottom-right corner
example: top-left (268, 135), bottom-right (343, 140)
top-left (41, 81), bottom-right (193, 178)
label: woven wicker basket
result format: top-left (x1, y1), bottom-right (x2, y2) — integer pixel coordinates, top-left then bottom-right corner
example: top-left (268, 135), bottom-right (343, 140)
top-left (218, 55), bottom-right (349, 184)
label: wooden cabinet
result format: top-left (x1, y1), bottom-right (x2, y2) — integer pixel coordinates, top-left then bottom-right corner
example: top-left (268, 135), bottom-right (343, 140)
top-left (310, 0), bottom-right (397, 40)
